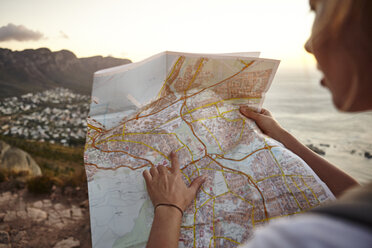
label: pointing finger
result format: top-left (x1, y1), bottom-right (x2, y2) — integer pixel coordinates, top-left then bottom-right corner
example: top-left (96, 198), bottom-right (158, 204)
top-left (170, 151), bottom-right (180, 174)
top-left (189, 175), bottom-right (207, 195)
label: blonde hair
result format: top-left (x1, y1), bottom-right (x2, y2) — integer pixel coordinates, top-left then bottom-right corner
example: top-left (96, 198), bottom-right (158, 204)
top-left (325, 0), bottom-right (372, 54)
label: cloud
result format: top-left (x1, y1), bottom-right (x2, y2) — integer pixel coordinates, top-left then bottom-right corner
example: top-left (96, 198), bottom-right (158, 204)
top-left (0, 23), bottom-right (44, 42)
top-left (59, 30), bottom-right (69, 39)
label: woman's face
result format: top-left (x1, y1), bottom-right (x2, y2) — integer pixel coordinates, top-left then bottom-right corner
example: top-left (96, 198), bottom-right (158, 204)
top-left (305, 0), bottom-right (370, 111)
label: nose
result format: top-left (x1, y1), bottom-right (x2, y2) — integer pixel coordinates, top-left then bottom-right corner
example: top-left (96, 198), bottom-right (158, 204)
top-left (304, 37), bottom-right (313, 54)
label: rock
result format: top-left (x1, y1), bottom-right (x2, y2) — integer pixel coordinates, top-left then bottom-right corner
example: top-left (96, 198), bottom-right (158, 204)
top-left (53, 237), bottom-right (80, 248)
top-left (60, 209), bottom-right (71, 219)
top-left (0, 224), bottom-right (9, 232)
top-left (27, 207), bottom-right (47, 222)
top-left (0, 140), bottom-right (42, 178)
top-left (350, 149), bottom-right (356, 154)
top-left (16, 210), bottom-right (28, 219)
top-left (306, 144), bottom-right (325, 156)
top-left (54, 203), bottom-right (64, 211)
top-left (3, 211), bottom-right (17, 222)
top-left (0, 231), bottom-right (10, 244)
top-left (46, 210), bottom-right (65, 228)
top-left (0, 192), bottom-right (13, 205)
top-left (71, 207), bottom-right (83, 220)
top-left (42, 199), bottom-right (52, 208)
top-left (364, 152), bottom-right (372, 159)
top-left (12, 230), bottom-right (27, 243)
top-left (0, 47), bottom-right (131, 99)
top-left (33, 200), bottom-right (43, 208)
top-left (319, 143), bottom-right (330, 147)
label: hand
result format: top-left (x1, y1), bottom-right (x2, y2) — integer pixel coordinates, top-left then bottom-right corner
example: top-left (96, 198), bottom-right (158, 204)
top-left (239, 106), bottom-right (287, 142)
top-left (143, 152), bottom-right (206, 211)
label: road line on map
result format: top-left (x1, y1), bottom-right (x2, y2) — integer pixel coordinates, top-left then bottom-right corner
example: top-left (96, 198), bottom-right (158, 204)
top-left (156, 56), bottom-right (184, 98)
top-left (198, 120), bottom-right (225, 154)
top-left (187, 61), bottom-right (254, 100)
top-left (193, 163), bottom-right (213, 197)
top-left (96, 131), bottom-right (192, 158)
top-left (109, 59), bottom-right (254, 130)
top-left (90, 141), bottom-right (155, 167)
top-left (290, 176), bottom-right (311, 207)
top-left (180, 100), bottom-right (208, 157)
top-left (84, 162), bottom-right (149, 171)
top-left (222, 171), bottom-right (256, 227)
top-left (207, 154), bottom-right (268, 219)
top-left (87, 123), bottom-right (103, 132)
top-left (214, 236), bottom-right (241, 245)
top-left (185, 58), bottom-right (205, 93)
top-left (99, 139), bottom-right (169, 160)
top-left (216, 146), bottom-right (276, 162)
top-left (222, 172), bottom-right (255, 207)
top-left (263, 138), bottom-right (302, 210)
top-left (300, 176), bottom-right (321, 204)
top-left (256, 174), bottom-right (313, 183)
top-left (122, 123), bottom-right (126, 136)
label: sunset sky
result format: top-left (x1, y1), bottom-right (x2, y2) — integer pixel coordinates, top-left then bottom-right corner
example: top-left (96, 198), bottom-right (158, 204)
top-left (0, 0), bottom-right (315, 70)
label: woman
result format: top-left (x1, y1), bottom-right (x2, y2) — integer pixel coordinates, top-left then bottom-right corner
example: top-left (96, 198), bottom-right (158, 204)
top-left (142, 0), bottom-right (372, 247)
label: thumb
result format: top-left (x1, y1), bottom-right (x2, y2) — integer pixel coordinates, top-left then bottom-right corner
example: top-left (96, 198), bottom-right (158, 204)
top-left (189, 175), bottom-right (207, 195)
top-left (239, 106), bottom-right (261, 121)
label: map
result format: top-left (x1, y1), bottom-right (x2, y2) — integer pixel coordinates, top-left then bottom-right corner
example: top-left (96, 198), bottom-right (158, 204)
top-left (84, 51), bottom-right (335, 248)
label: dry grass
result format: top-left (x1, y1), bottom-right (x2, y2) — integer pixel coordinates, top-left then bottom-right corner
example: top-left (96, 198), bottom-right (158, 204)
top-left (1, 136), bottom-right (87, 194)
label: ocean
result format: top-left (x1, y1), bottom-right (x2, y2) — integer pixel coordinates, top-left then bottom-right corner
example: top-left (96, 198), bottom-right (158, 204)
top-left (264, 70), bottom-right (372, 184)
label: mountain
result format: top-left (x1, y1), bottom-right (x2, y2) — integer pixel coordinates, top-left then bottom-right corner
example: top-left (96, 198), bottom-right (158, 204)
top-left (0, 48), bottom-right (132, 99)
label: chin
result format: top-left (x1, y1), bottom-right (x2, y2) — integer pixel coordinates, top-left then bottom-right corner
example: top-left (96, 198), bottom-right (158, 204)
top-left (332, 97), bottom-right (347, 111)
top-left (333, 96), bottom-right (369, 112)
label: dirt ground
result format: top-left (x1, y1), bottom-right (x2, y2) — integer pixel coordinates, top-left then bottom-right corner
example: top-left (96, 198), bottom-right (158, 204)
top-left (0, 181), bottom-right (91, 248)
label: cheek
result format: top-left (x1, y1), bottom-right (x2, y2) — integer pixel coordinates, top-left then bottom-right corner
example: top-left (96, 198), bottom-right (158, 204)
top-left (313, 38), bottom-right (353, 100)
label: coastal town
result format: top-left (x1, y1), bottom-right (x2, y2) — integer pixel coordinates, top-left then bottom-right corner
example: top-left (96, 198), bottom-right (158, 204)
top-left (0, 88), bottom-right (90, 146)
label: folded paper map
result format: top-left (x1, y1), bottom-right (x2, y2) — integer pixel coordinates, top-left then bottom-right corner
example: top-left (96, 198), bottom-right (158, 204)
top-left (84, 51), bottom-right (334, 248)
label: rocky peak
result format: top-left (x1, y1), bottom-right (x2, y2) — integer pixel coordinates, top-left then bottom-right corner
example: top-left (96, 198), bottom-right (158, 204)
top-left (0, 47), bottom-right (132, 98)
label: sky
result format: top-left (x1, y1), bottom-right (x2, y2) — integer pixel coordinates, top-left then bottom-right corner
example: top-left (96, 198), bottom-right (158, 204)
top-left (0, 0), bottom-right (316, 70)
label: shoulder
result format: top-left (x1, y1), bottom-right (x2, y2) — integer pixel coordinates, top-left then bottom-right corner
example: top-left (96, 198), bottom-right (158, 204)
top-left (240, 214), bottom-right (372, 248)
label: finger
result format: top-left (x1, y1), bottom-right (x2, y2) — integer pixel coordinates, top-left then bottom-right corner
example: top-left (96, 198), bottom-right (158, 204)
top-left (143, 170), bottom-right (152, 185)
top-left (150, 166), bottom-right (159, 177)
top-left (157, 165), bottom-right (167, 175)
top-left (170, 151), bottom-right (180, 174)
top-left (239, 106), bottom-right (261, 121)
top-left (189, 175), bottom-right (207, 195)
top-left (260, 108), bottom-right (272, 117)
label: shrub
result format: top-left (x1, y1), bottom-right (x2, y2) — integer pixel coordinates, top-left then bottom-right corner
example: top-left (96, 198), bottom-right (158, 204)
top-left (60, 168), bottom-right (86, 188)
top-left (0, 170), bottom-right (8, 183)
top-left (27, 175), bottom-right (63, 194)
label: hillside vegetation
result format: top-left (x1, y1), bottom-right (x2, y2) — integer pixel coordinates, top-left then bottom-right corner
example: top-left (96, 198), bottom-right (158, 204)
top-left (0, 47), bottom-right (131, 98)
